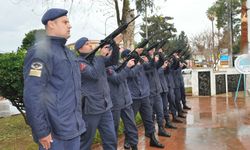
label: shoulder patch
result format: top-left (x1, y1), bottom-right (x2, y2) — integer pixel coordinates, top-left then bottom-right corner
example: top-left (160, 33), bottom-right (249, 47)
top-left (29, 62), bottom-right (43, 77)
top-left (31, 62), bottom-right (43, 70)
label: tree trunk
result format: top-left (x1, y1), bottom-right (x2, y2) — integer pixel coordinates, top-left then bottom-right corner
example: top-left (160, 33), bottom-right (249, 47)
top-left (113, 0), bottom-right (121, 26)
top-left (113, 0), bottom-right (135, 49)
top-left (241, 0), bottom-right (248, 53)
top-left (121, 0), bottom-right (135, 49)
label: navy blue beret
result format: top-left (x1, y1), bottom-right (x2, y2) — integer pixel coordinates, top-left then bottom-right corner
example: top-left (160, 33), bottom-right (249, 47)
top-left (41, 8), bottom-right (68, 25)
top-left (121, 49), bottom-right (131, 59)
top-left (75, 37), bottom-right (89, 50)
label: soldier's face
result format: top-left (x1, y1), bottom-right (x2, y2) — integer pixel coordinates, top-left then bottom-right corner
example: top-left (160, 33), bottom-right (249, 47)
top-left (79, 41), bottom-right (92, 53)
top-left (149, 49), bottom-right (155, 56)
top-left (100, 44), bottom-right (111, 56)
top-left (51, 16), bottom-right (72, 39)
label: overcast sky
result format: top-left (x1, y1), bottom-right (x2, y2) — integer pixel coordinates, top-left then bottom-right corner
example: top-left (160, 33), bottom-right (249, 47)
top-left (0, 0), bottom-right (216, 53)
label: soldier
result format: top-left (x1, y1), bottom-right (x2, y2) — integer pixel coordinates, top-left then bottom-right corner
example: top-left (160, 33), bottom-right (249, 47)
top-left (144, 48), bottom-right (171, 137)
top-left (171, 52), bottom-right (186, 118)
top-left (179, 62), bottom-right (191, 110)
top-left (158, 59), bottom-right (177, 129)
top-left (23, 8), bottom-right (85, 150)
top-left (104, 48), bottom-right (138, 150)
top-left (125, 49), bottom-right (165, 148)
top-left (75, 35), bottom-right (122, 150)
top-left (165, 63), bottom-right (183, 123)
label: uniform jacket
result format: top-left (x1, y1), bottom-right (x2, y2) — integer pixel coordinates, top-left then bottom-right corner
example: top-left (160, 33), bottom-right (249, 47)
top-left (165, 67), bottom-right (176, 89)
top-left (23, 36), bottom-right (85, 142)
top-left (127, 64), bottom-right (150, 99)
top-left (158, 67), bottom-right (169, 93)
top-left (107, 66), bottom-right (133, 110)
top-left (144, 54), bottom-right (164, 96)
top-left (170, 58), bottom-right (181, 89)
top-left (178, 68), bottom-right (185, 87)
top-left (79, 42), bottom-right (119, 115)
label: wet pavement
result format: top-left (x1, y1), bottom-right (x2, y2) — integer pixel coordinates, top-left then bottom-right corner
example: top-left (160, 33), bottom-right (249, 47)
top-left (93, 93), bottom-right (250, 150)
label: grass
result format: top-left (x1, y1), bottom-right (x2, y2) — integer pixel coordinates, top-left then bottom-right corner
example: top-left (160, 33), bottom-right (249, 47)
top-left (0, 113), bottom-right (142, 150)
top-left (0, 115), bottom-right (37, 150)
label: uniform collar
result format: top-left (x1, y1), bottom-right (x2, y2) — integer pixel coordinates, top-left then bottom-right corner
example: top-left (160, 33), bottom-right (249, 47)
top-left (47, 36), bottom-right (67, 46)
top-left (79, 52), bottom-right (88, 57)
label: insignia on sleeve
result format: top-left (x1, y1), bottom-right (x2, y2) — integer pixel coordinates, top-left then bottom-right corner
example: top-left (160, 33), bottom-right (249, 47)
top-left (80, 63), bottom-right (87, 72)
top-left (106, 68), bottom-right (113, 75)
top-left (29, 62), bottom-right (43, 77)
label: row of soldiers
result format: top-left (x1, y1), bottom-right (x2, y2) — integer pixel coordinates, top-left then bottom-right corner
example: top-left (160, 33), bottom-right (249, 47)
top-left (74, 32), bottom-right (191, 150)
top-left (23, 8), bottom-right (190, 150)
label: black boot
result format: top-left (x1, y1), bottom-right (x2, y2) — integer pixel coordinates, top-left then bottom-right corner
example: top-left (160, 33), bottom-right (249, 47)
top-left (131, 145), bottom-right (138, 150)
top-left (182, 110), bottom-right (188, 114)
top-left (124, 141), bottom-right (130, 149)
top-left (178, 113), bottom-right (186, 118)
top-left (158, 126), bottom-right (171, 137)
top-left (145, 132), bottom-right (150, 138)
top-left (165, 121), bottom-right (177, 129)
top-left (183, 105), bottom-right (191, 110)
top-left (173, 117), bottom-right (183, 123)
top-left (149, 133), bottom-right (165, 148)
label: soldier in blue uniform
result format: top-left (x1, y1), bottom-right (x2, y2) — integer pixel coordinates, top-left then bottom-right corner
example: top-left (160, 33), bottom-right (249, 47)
top-left (158, 60), bottom-right (177, 129)
top-left (179, 62), bottom-right (191, 110)
top-left (124, 49), bottom-right (165, 148)
top-left (75, 35), bottom-right (122, 150)
top-left (143, 48), bottom-right (171, 137)
top-left (104, 49), bottom-right (138, 150)
top-left (23, 8), bottom-right (85, 150)
top-left (171, 53), bottom-right (186, 118)
top-left (165, 64), bottom-right (183, 123)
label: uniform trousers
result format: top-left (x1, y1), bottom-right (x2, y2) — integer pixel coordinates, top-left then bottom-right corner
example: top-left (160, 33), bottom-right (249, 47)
top-left (112, 105), bottom-right (138, 146)
top-left (174, 88), bottom-right (183, 114)
top-left (168, 88), bottom-right (178, 117)
top-left (80, 110), bottom-right (117, 150)
top-left (149, 94), bottom-right (164, 126)
top-left (131, 97), bottom-right (155, 135)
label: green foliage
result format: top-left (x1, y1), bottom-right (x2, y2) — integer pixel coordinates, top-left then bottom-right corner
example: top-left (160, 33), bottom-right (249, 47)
top-left (233, 37), bottom-right (241, 54)
top-left (140, 15), bottom-right (176, 46)
top-left (0, 29), bottom-right (46, 121)
top-left (136, 0), bottom-right (155, 13)
top-left (135, 0), bottom-right (168, 14)
top-left (208, 0), bottom-right (241, 30)
top-left (207, 0), bottom-right (241, 52)
top-left (0, 49), bottom-right (26, 112)
top-left (166, 31), bottom-right (190, 55)
top-left (175, 31), bottom-right (190, 51)
top-left (20, 29), bottom-right (46, 50)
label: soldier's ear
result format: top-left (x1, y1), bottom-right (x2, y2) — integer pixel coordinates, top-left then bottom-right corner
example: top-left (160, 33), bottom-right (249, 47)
top-left (47, 20), bottom-right (55, 29)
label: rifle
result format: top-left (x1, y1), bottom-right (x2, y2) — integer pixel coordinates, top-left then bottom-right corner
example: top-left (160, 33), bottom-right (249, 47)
top-left (160, 47), bottom-right (181, 68)
top-left (153, 39), bottom-right (168, 58)
top-left (141, 42), bottom-right (159, 58)
top-left (115, 38), bottom-right (149, 72)
top-left (85, 15), bottom-right (140, 62)
top-left (156, 39), bottom-right (168, 52)
top-left (179, 50), bottom-right (192, 63)
top-left (176, 46), bottom-right (191, 62)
